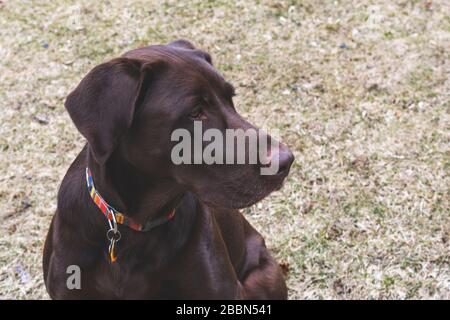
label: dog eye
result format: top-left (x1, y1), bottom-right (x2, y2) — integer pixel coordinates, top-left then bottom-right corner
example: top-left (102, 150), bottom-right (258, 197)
top-left (189, 107), bottom-right (207, 120)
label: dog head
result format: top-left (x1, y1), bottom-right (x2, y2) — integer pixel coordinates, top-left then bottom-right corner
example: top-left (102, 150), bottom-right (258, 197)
top-left (65, 40), bottom-right (294, 209)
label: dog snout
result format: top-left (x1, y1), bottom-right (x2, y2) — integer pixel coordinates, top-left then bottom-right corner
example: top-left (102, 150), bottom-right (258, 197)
top-left (277, 147), bottom-right (294, 175)
top-left (269, 144), bottom-right (294, 176)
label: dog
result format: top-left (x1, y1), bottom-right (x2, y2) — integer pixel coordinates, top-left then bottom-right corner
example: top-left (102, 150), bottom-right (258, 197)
top-left (43, 40), bottom-right (294, 299)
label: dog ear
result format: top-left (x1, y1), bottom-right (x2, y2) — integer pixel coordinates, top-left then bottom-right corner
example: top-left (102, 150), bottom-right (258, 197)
top-left (65, 58), bottom-right (160, 164)
top-left (168, 39), bottom-right (212, 65)
top-left (168, 39), bottom-right (196, 50)
top-left (195, 50), bottom-right (213, 65)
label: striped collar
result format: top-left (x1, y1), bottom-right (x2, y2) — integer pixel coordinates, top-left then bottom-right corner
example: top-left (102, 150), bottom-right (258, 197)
top-left (86, 167), bottom-right (176, 232)
top-left (86, 167), bottom-right (176, 263)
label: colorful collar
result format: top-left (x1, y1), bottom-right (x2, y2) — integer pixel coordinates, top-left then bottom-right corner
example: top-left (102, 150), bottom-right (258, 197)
top-left (85, 167), bottom-right (176, 262)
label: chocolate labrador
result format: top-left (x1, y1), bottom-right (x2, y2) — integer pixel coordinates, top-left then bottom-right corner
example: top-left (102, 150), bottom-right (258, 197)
top-left (43, 40), bottom-right (294, 299)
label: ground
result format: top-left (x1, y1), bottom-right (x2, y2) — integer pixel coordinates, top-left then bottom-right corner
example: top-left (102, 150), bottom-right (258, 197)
top-left (0, 0), bottom-right (449, 299)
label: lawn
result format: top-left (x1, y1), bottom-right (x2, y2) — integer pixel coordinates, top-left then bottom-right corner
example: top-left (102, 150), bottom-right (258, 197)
top-left (0, 0), bottom-right (449, 299)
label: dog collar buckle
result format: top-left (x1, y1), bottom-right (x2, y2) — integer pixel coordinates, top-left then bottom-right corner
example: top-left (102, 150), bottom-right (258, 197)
top-left (107, 228), bottom-right (121, 263)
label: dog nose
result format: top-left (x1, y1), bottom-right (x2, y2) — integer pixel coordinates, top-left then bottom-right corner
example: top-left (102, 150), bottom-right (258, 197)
top-left (277, 147), bottom-right (294, 175)
top-left (266, 143), bottom-right (294, 175)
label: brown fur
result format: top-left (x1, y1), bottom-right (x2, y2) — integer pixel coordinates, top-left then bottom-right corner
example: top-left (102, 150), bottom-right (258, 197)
top-left (43, 40), bottom-right (293, 299)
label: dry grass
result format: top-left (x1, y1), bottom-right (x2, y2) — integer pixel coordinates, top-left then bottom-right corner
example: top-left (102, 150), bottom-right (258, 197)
top-left (0, 0), bottom-right (449, 299)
